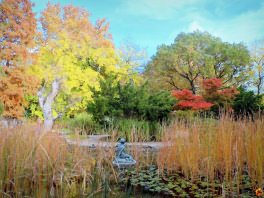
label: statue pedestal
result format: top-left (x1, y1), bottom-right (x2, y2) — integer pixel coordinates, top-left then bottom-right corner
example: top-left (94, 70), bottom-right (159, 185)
top-left (112, 158), bottom-right (136, 168)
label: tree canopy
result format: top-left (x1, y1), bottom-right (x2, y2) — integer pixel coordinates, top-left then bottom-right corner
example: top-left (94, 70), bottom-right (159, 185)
top-left (145, 31), bottom-right (251, 94)
top-left (29, 3), bottom-right (129, 118)
top-left (0, 0), bottom-right (37, 67)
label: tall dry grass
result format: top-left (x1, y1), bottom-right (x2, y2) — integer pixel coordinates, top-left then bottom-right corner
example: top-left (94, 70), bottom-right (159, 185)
top-left (0, 124), bottom-right (118, 197)
top-left (158, 116), bottom-right (264, 193)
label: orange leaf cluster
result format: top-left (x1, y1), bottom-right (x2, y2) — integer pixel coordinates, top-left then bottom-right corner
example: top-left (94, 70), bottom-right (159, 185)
top-left (40, 3), bottom-right (112, 48)
top-left (0, 0), bottom-right (37, 67)
top-left (0, 67), bottom-right (39, 119)
top-left (256, 188), bottom-right (263, 197)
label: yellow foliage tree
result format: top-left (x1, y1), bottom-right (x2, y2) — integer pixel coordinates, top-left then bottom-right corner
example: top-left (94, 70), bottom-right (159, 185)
top-left (30, 3), bottom-right (129, 130)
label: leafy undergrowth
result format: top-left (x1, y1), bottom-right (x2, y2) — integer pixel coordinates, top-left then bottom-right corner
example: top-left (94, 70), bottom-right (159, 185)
top-left (120, 166), bottom-right (259, 197)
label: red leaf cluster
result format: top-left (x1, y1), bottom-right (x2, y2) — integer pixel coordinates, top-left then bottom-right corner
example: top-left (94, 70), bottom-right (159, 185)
top-left (172, 89), bottom-right (202, 101)
top-left (202, 78), bottom-right (239, 103)
top-left (203, 78), bottom-right (222, 92)
top-left (172, 89), bottom-right (213, 111)
top-left (172, 78), bottom-right (239, 111)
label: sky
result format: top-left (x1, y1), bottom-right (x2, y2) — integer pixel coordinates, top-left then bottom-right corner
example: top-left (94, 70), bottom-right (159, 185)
top-left (32, 0), bottom-right (264, 58)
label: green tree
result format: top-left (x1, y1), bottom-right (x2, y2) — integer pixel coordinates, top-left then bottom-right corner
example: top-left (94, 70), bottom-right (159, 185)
top-left (87, 74), bottom-right (121, 125)
top-left (145, 31), bottom-right (251, 94)
top-left (87, 75), bottom-right (175, 125)
top-left (232, 87), bottom-right (263, 120)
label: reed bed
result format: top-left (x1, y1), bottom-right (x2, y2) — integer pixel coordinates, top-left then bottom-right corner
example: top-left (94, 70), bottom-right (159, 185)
top-left (0, 124), bottom-right (118, 197)
top-left (157, 116), bottom-right (264, 195)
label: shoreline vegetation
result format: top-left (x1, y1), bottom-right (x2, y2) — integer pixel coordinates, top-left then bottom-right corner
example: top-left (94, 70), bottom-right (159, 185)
top-left (0, 116), bottom-right (263, 197)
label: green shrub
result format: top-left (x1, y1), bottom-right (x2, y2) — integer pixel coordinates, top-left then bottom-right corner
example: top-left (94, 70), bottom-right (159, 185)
top-left (66, 112), bottom-right (100, 135)
top-left (113, 118), bottom-right (164, 141)
top-left (232, 87), bottom-right (264, 120)
top-left (24, 95), bottom-right (43, 119)
top-left (87, 75), bottom-right (176, 125)
top-left (171, 110), bottom-right (198, 121)
top-left (87, 74), bottom-right (121, 126)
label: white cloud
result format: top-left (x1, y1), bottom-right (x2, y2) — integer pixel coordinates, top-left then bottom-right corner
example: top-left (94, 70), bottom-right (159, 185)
top-left (119, 0), bottom-right (206, 20)
top-left (188, 21), bottom-right (204, 32)
top-left (190, 3), bottom-right (264, 44)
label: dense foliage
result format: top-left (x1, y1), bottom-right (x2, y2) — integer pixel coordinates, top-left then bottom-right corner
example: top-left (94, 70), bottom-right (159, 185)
top-left (232, 87), bottom-right (263, 120)
top-left (0, 67), bottom-right (39, 119)
top-left (0, 0), bottom-right (37, 67)
top-left (172, 89), bottom-right (213, 111)
top-left (171, 78), bottom-right (239, 114)
top-left (88, 75), bottom-right (175, 125)
top-left (30, 3), bottom-right (124, 117)
top-left (145, 31), bottom-right (251, 93)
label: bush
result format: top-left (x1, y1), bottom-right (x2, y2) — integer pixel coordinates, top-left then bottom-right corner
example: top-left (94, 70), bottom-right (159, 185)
top-left (87, 75), bottom-right (121, 125)
top-left (66, 112), bottom-right (100, 135)
top-left (143, 91), bottom-right (176, 122)
top-left (232, 87), bottom-right (264, 120)
top-left (24, 95), bottom-right (43, 119)
top-left (171, 110), bottom-right (198, 121)
top-left (87, 75), bottom-right (176, 126)
top-left (113, 118), bottom-right (164, 141)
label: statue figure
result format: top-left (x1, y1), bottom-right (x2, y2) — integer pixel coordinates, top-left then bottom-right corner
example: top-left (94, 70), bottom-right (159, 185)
top-left (113, 138), bottom-right (136, 168)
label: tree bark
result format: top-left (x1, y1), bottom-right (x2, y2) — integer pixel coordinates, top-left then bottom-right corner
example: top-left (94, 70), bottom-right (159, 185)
top-left (38, 78), bottom-right (61, 132)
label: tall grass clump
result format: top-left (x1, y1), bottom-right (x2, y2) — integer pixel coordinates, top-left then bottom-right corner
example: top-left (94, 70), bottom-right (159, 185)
top-left (0, 124), bottom-right (117, 197)
top-left (157, 116), bottom-right (264, 195)
top-left (64, 112), bottom-right (100, 135)
top-left (112, 118), bottom-right (165, 142)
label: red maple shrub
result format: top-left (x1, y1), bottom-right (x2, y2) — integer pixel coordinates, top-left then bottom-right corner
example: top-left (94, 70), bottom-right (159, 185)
top-left (172, 78), bottom-right (239, 112)
top-left (172, 89), bottom-right (213, 111)
top-left (202, 78), bottom-right (239, 109)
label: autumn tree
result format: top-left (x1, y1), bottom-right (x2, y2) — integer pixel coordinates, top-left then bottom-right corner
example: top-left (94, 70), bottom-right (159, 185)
top-left (145, 31), bottom-right (250, 93)
top-left (0, 67), bottom-right (39, 120)
top-left (0, 0), bottom-right (37, 67)
top-left (31, 3), bottom-right (124, 130)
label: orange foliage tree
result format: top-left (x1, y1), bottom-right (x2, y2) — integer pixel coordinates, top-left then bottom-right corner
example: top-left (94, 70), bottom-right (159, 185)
top-left (0, 67), bottom-right (39, 119)
top-left (0, 0), bottom-right (37, 67)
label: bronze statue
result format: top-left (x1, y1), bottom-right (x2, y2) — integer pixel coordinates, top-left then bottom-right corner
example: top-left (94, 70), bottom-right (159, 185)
top-left (113, 138), bottom-right (136, 167)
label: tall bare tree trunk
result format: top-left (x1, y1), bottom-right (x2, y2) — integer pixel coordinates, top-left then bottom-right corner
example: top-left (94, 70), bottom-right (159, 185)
top-left (38, 78), bottom-right (61, 132)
